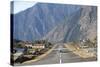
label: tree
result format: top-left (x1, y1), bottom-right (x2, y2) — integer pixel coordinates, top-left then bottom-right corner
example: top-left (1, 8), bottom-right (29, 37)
top-left (23, 47), bottom-right (28, 54)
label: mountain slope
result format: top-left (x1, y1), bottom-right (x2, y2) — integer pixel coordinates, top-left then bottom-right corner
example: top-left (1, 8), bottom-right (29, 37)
top-left (13, 3), bottom-right (97, 43)
top-left (79, 6), bottom-right (97, 41)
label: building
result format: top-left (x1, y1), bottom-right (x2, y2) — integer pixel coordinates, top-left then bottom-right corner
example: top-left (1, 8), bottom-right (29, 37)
top-left (32, 44), bottom-right (45, 49)
top-left (24, 41), bottom-right (33, 48)
top-left (25, 43), bottom-right (45, 49)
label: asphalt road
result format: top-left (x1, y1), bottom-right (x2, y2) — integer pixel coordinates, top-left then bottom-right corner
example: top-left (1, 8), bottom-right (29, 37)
top-left (16, 43), bottom-right (97, 66)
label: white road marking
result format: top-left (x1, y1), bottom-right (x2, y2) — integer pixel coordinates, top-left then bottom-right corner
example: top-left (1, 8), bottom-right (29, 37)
top-left (59, 53), bottom-right (62, 64)
top-left (59, 45), bottom-right (62, 64)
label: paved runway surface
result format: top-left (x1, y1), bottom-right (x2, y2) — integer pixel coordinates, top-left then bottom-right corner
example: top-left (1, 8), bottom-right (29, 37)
top-left (16, 43), bottom-right (97, 66)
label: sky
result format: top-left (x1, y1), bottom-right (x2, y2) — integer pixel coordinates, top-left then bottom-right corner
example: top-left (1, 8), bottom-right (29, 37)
top-left (13, 1), bottom-right (37, 14)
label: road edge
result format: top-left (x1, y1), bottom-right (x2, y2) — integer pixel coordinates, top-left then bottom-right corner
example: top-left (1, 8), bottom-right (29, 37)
top-left (22, 45), bottom-right (56, 64)
top-left (64, 43), bottom-right (96, 58)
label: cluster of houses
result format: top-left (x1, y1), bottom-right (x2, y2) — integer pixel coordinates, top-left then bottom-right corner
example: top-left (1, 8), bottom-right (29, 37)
top-left (25, 43), bottom-right (45, 49)
top-left (13, 40), bottom-right (49, 62)
top-left (79, 38), bottom-right (97, 48)
top-left (15, 40), bottom-right (46, 49)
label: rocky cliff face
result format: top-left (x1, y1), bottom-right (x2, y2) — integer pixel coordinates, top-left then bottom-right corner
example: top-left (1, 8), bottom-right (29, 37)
top-left (13, 3), bottom-right (97, 43)
top-left (43, 6), bottom-right (97, 42)
top-left (78, 6), bottom-right (97, 41)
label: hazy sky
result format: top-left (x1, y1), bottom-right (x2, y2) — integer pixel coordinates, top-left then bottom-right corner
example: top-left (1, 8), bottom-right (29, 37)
top-left (13, 1), bottom-right (37, 14)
